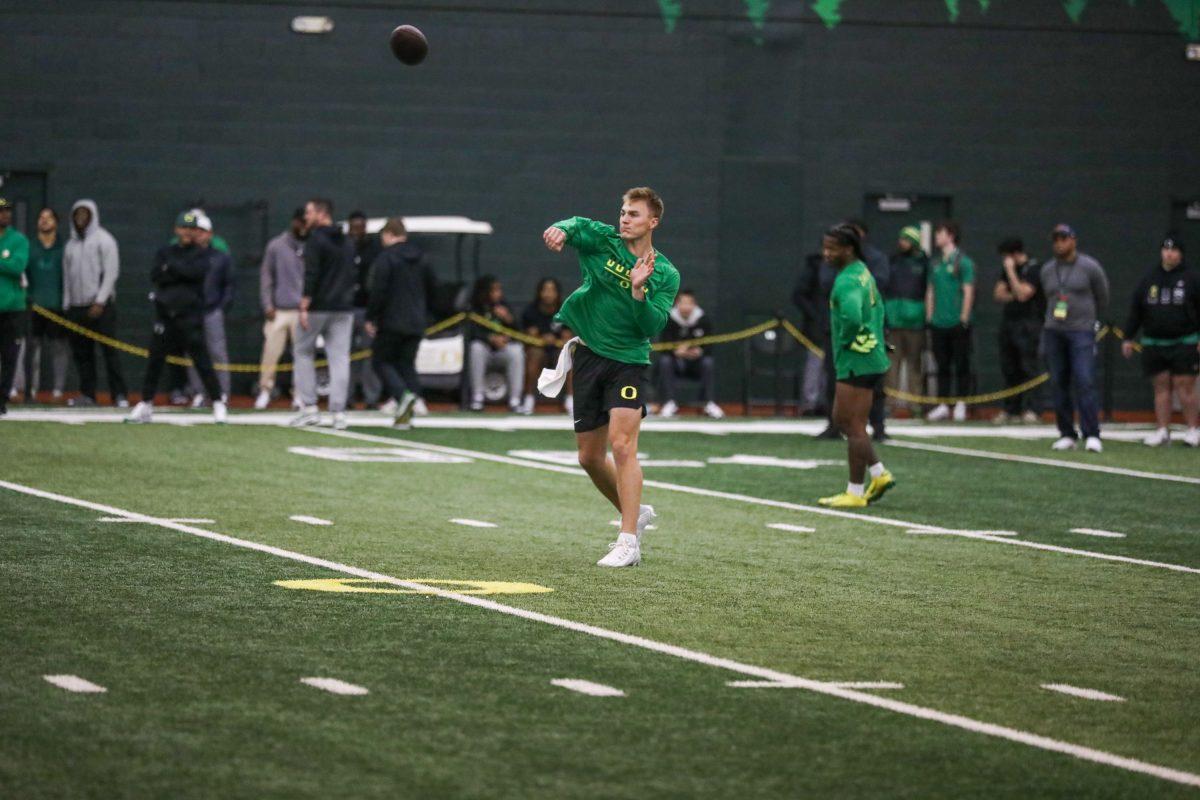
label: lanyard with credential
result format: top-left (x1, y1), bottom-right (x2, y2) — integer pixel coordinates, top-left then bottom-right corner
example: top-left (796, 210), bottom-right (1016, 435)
top-left (1053, 260), bottom-right (1074, 321)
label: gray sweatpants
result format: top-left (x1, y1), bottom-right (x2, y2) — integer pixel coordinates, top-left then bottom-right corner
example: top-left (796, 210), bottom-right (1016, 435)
top-left (294, 311), bottom-right (354, 412)
top-left (351, 307), bottom-right (382, 405)
top-left (188, 309), bottom-right (231, 398)
top-left (468, 340), bottom-right (524, 403)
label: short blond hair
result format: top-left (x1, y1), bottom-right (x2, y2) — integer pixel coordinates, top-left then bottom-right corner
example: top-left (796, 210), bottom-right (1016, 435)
top-left (623, 187), bottom-right (663, 220)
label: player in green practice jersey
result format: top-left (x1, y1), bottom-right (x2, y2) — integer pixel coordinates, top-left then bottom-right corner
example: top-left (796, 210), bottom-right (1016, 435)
top-left (542, 187), bottom-right (680, 567)
top-left (818, 223), bottom-right (897, 509)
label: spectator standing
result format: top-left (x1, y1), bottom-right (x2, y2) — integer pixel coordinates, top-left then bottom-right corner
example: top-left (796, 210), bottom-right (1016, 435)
top-left (62, 199), bottom-right (128, 407)
top-left (884, 226), bottom-right (929, 413)
top-left (292, 198), bottom-right (356, 430)
top-left (519, 277), bottom-right (573, 415)
top-left (0, 197), bottom-right (30, 417)
top-left (14, 208), bottom-right (70, 401)
top-left (793, 252), bottom-right (835, 421)
top-left (364, 218), bottom-right (435, 430)
top-left (1121, 236), bottom-right (1199, 447)
top-left (256, 208), bottom-right (306, 409)
top-left (1040, 223), bottom-right (1109, 452)
top-left (348, 210), bottom-right (383, 408)
top-left (467, 275), bottom-right (523, 412)
top-left (186, 212), bottom-right (233, 402)
top-left (992, 237), bottom-right (1045, 424)
top-left (924, 220), bottom-right (976, 422)
top-left (657, 289), bottom-right (724, 419)
top-left (125, 212), bottom-right (226, 424)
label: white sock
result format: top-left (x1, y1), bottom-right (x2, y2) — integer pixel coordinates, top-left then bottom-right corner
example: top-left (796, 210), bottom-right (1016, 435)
top-left (868, 462), bottom-right (885, 479)
top-left (847, 482), bottom-right (864, 497)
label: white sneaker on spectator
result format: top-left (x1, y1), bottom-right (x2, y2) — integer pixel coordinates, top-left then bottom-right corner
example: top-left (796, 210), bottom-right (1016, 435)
top-left (704, 401), bottom-right (725, 419)
top-left (597, 532), bottom-right (640, 567)
top-left (378, 397), bottom-right (398, 415)
top-left (659, 399), bottom-right (679, 418)
top-left (1183, 428), bottom-right (1200, 447)
top-left (637, 504), bottom-right (657, 537)
top-left (1143, 428), bottom-right (1170, 447)
top-left (1084, 436), bottom-right (1103, 453)
top-left (470, 395), bottom-right (484, 412)
top-left (519, 394), bottom-right (536, 415)
top-left (125, 401), bottom-right (153, 424)
top-left (563, 395), bottom-right (574, 416)
top-left (1051, 436), bottom-right (1077, 451)
top-left (51, 390), bottom-right (63, 400)
top-left (413, 397), bottom-right (429, 417)
top-left (254, 390), bottom-right (270, 410)
top-left (213, 400), bottom-right (228, 424)
top-left (1021, 410), bottom-right (1040, 424)
top-left (289, 406), bottom-right (321, 427)
top-left (952, 401), bottom-right (967, 422)
top-left (991, 411), bottom-right (1010, 425)
top-left (507, 399), bottom-right (521, 414)
top-left (926, 404), bottom-right (950, 421)
top-left (7, 388), bottom-right (16, 400)
top-left (190, 393), bottom-right (205, 409)
top-left (394, 391), bottom-right (417, 429)
top-left (332, 412), bottom-right (348, 430)
top-left (115, 395), bottom-right (130, 408)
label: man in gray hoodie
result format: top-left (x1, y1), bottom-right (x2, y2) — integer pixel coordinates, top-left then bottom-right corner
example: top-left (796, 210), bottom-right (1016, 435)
top-left (62, 199), bottom-right (128, 406)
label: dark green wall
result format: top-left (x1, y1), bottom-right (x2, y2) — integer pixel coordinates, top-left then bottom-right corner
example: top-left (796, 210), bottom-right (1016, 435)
top-left (2, 0), bottom-right (1197, 406)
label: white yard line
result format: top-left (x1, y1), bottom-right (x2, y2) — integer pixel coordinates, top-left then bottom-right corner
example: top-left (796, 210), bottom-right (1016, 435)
top-left (550, 679), bottom-right (626, 697)
top-left (767, 523), bottom-right (816, 533)
top-left (1, 476), bottom-right (1197, 788)
top-left (300, 677), bottom-right (369, 696)
top-left (1071, 528), bottom-right (1128, 539)
top-left (885, 439), bottom-right (1200, 486)
top-left (450, 518), bottom-right (498, 529)
top-left (1042, 684), bottom-right (1126, 703)
top-left (729, 680), bottom-right (904, 690)
top-left (305, 429), bottom-right (1200, 576)
top-left (290, 515), bottom-right (333, 526)
top-left (97, 517), bottom-right (214, 524)
top-left (43, 674), bottom-right (107, 694)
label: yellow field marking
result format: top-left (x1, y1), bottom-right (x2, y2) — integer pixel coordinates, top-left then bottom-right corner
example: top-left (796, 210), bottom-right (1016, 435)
top-left (274, 578), bottom-right (553, 595)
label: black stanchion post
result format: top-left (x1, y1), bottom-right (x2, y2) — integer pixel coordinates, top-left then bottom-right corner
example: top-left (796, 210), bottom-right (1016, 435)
top-left (773, 313), bottom-right (784, 417)
top-left (1102, 321), bottom-right (1115, 422)
top-left (460, 318), bottom-right (472, 411)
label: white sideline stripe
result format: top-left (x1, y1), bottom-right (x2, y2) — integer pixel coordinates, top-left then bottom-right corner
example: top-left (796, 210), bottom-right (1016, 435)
top-left (44, 674), bottom-right (107, 693)
top-left (886, 439), bottom-right (1200, 486)
top-left (767, 523), bottom-right (816, 533)
top-left (551, 679), bottom-right (625, 697)
top-left (97, 517), bottom-right (214, 524)
top-left (451, 518), bottom-right (498, 528)
top-left (1042, 684), bottom-right (1126, 703)
top-left (907, 527), bottom-right (1019, 538)
top-left (729, 680), bottom-right (904, 690)
top-left (300, 677), bottom-right (369, 696)
top-left (290, 515), bottom-right (333, 526)
top-left (2, 477), bottom-right (1197, 789)
top-left (1071, 528), bottom-right (1128, 539)
top-left (304, 429), bottom-right (1200, 576)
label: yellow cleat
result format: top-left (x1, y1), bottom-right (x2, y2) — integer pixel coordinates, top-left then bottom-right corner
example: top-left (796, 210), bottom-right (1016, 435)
top-left (864, 471), bottom-right (896, 504)
top-left (817, 492), bottom-right (868, 508)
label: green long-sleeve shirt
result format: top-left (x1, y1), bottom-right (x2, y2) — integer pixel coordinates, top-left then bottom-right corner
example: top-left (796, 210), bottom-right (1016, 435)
top-left (0, 227), bottom-right (30, 312)
top-left (552, 216), bottom-right (680, 365)
top-left (829, 260), bottom-right (890, 380)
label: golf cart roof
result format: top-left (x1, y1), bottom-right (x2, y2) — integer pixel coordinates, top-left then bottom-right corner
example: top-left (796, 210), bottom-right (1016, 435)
top-left (345, 216), bottom-right (493, 236)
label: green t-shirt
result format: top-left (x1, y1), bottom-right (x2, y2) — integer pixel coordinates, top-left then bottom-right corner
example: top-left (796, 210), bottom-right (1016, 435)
top-left (552, 216), bottom-right (680, 365)
top-left (0, 227), bottom-right (30, 313)
top-left (27, 235), bottom-right (65, 310)
top-left (928, 249), bottom-right (975, 328)
top-left (829, 260), bottom-right (890, 380)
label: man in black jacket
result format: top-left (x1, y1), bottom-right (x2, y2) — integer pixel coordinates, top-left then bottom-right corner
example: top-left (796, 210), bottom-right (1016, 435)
top-left (126, 212), bottom-right (226, 424)
top-left (292, 198), bottom-right (356, 430)
top-left (364, 218), bottom-right (435, 429)
top-left (656, 289), bottom-right (723, 418)
top-left (1121, 236), bottom-right (1200, 447)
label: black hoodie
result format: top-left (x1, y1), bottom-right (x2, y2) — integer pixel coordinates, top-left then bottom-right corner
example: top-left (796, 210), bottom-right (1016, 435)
top-left (366, 241), bottom-right (436, 335)
top-left (1123, 262), bottom-right (1200, 342)
top-left (303, 225), bottom-right (357, 311)
top-left (150, 242), bottom-right (210, 319)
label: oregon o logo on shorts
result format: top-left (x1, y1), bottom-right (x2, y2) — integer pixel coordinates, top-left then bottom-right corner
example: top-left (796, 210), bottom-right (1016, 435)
top-left (620, 385), bottom-right (638, 400)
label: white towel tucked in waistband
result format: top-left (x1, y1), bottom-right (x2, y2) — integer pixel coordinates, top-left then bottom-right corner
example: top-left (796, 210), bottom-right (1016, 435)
top-left (537, 337), bottom-right (581, 398)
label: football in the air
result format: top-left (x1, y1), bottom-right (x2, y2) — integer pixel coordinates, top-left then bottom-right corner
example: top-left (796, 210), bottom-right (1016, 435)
top-left (390, 25), bottom-right (428, 65)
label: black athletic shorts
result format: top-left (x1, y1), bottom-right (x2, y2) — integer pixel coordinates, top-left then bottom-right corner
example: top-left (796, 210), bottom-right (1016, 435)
top-left (1142, 343), bottom-right (1200, 377)
top-left (571, 344), bottom-right (647, 433)
top-left (837, 371), bottom-right (886, 390)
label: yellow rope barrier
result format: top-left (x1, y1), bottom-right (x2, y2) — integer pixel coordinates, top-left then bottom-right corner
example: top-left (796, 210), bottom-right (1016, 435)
top-left (652, 318), bottom-right (781, 351)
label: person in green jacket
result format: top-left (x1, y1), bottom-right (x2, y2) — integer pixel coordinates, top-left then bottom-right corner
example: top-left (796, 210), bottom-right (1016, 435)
top-left (14, 208), bottom-right (70, 400)
top-left (542, 186), bottom-right (680, 568)
top-left (817, 223), bottom-right (896, 509)
top-left (0, 197), bottom-right (31, 416)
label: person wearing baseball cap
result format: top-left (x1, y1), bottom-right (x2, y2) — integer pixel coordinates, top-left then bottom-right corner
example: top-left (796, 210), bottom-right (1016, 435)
top-left (0, 197), bottom-right (31, 417)
top-left (1121, 236), bottom-right (1200, 447)
top-left (1039, 222), bottom-right (1110, 452)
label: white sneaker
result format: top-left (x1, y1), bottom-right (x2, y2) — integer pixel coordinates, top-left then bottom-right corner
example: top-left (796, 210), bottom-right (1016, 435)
top-left (190, 393), bottom-right (205, 409)
top-left (378, 397), bottom-right (398, 415)
top-left (254, 390), bottom-right (270, 410)
top-left (1084, 436), bottom-right (1103, 453)
top-left (289, 406), bottom-right (321, 427)
top-left (332, 412), bottom-right (348, 431)
top-left (926, 404), bottom-right (950, 421)
top-left (563, 395), bottom-right (574, 416)
top-left (952, 401), bottom-right (967, 422)
top-left (519, 394), bottom-right (535, 415)
top-left (703, 401), bottom-right (725, 419)
top-left (1143, 428), bottom-right (1170, 447)
top-left (637, 504), bottom-right (657, 537)
top-left (1021, 410), bottom-right (1040, 424)
top-left (991, 411), bottom-right (1010, 425)
top-left (1051, 436), bottom-right (1077, 451)
top-left (412, 397), bottom-right (429, 417)
top-left (1183, 428), bottom-right (1200, 447)
top-left (659, 399), bottom-right (679, 418)
top-left (470, 395), bottom-right (484, 412)
top-left (393, 391), bottom-right (417, 430)
top-left (597, 532), bottom-right (641, 567)
top-left (213, 400), bottom-right (228, 424)
top-left (125, 401), bottom-right (153, 424)
top-left (51, 390), bottom-right (63, 400)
